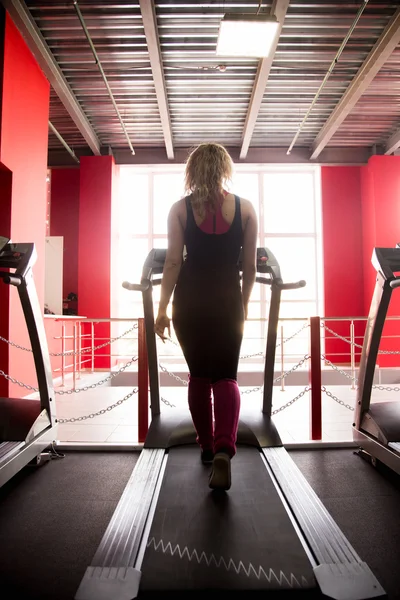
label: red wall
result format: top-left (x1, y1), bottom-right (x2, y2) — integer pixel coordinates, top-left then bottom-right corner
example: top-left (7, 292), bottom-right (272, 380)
top-left (321, 167), bottom-right (364, 363)
top-left (0, 12), bottom-right (50, 396)
top-left (78, 156), bottom-right (118, 368)
top-left (50, 168), bottom-right (80, 302)
top-left (360, 156), bottom-right (400, 367)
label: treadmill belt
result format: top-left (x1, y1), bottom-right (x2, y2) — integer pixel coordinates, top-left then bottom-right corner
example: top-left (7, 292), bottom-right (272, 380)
top-left (139, 446), bottom-right (317, 596)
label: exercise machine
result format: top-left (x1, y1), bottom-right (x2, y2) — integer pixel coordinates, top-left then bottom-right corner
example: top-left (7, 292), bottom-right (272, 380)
top-left (76, 247), bottom-right (385, 599)
top-left (354, 245), bottom-right (400, 475)
top-left (0, 237), bottom-right (57, 487)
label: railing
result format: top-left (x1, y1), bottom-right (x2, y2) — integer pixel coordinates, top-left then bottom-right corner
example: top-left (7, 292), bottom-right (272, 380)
top-left (3, 314), bottom-right (400, 444)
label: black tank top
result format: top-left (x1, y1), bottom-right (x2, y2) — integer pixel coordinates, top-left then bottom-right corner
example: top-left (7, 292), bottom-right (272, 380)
top-left (183, 194), bottom-right (243, 270)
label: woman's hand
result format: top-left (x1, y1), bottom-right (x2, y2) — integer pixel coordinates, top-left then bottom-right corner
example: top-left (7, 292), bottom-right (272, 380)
top-left (155, 312), bottom-right (171, 342)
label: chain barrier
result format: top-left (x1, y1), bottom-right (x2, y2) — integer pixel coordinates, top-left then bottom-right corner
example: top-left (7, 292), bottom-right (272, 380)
top-left (321, 385), bottom-right (354, 412)
top-left (272, 386), bottom-right (311, 416)
top-left (322, 354), bottom-right (357, 383)
top-left (57, 388), bottom-right (139, 423)
top-left (0, 355), bottom-right (139, 394)
top-left (0, 323), bottom-right (139, 357)
top-left (322, 322), bottom-right (400, 355)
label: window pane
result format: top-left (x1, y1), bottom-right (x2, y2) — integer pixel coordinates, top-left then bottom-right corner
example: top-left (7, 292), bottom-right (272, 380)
top-left (153, 173), bottom-right (185, 234)
top-left (264, 237), bottom-right (316, 300)
top-left (264, 173), bottom-right (314, 234)
top-left (118, 237), bottom-right (149, 285)
top-left (230, 173), bottom-right (259, 222)
top-left (118, 171), bottom-right (149, 235)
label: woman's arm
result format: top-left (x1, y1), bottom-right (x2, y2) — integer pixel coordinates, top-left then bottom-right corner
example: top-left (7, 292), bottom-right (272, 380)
top-left (241, 200), bottom-right (258, 319)
top-left (158, 202), bottom-right (184, 315)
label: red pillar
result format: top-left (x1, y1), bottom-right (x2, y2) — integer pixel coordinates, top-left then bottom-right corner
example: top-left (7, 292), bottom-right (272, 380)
top-left (309, 317), bottom-right (322, 440)
top-left (78, 156), bottom-right (119, 369)
top-left (0, 9), bottom-right (50, 396)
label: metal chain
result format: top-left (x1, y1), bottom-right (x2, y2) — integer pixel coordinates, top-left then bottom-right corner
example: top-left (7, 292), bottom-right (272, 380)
top-left (56, 356), bottom-right (139, 395)
top-left (57, 388), bottom-right (139, 423)
top-left (322, 354), bottom-right (357, 382)
top-left (371, 384), bottom-right (400, 392)
top-left (321, 385), bottom-right (354, 411)
top-left (271, 385), bottom-right (311, 415)
top-left (322, 323), bottom-right (364, 349)
top-left (0, 355), bottom-right (139, 394)
top-left (322, 322), bottom-right (400, 355)
top-left (275, 321), bottom-right (310, 350)
top-left (0, 368), bottom-right (39, 392)
top-left (273, 354), bottom-right (310, 384)
top-left (51, 323), bottom-right (139, 357)
top-left (0, 323), bottom-right (138, 356)
top-left (159, 363), bottom-right (188, 386)
top-left (160, 395), bottom-right (176, 408)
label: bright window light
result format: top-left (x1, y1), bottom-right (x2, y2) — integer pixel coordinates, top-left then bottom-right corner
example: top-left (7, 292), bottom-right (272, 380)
top-left (216, 14), bottom-right (279, 57)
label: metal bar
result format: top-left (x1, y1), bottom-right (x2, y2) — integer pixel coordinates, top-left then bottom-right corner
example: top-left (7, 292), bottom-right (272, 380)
top-left (240, 0), bottom-right (290, 159)
top-left (73, 0), bottom-right (135, 156)
top-left (287, 0), bottom-right (369, 156)
top-left (61, 323), bottom-right (65, 387)
top-left (138, 318), bottom-right (149, 443)
top-left (280, 324), bottom-right (285, 392)
top-left (262, 283), bottom-right (281, 414)
top-left (142, 287), bottom-right (160, 417)
top-left (73, 323), bottom-right (77, 390)
top-left (311, 4), bottom-right (400, 160)
top-left (48, 121), bottom-right (79, 164)
top-left (1, 0), bottom-right (101, 155)
top-left (91, 323), bottom-right (95, 373)
top-left (78, 321), bottom-right (82, 380)
top-left (139, 0), bottom-right (174, 159)
top-left (350, 320), bottom-right (356, 390)
top-left (355, 274), bottom-right (392, 429)
top-left (309, 317), bottom-right (322, 440)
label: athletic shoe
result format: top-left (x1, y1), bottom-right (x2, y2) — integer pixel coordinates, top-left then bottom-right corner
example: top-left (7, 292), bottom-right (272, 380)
top-left (208, 452), bottom-right (231, 490)
top-left (201, 449), bottom-right (214, 465)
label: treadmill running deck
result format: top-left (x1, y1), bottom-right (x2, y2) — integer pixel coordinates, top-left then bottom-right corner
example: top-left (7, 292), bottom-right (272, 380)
top-left (139, 446), bottom-right (317, 597)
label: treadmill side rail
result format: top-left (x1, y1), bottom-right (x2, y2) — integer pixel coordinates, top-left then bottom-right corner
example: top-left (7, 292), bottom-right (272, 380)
top-left (75, 566), bottom-right (140, 600)
top-left (314, 563), bottom-right (385, 600)
top-left (75, 448), bottom-right (165, 600)
top-left (264, 447), bottom-right (385, 599)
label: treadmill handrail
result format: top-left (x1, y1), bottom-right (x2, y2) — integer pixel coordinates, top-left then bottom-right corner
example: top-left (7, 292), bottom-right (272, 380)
top-left (123, 279), bottom-right (150, 292)
top-left (390, 277), bottom-right (400, 289)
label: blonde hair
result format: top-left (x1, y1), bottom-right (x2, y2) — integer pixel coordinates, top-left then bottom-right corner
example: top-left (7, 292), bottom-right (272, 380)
top-left (184, 143), bottom-right (233, 216)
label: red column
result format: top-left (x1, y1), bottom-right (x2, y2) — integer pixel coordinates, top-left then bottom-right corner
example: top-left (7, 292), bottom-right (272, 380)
top-left (138, 318), bottom-right (149, 442)
top-left (309, 316), bottom-right (322, 440)
top-left (0, 10), bottom-right (50, 396)
top-left (78, 156), bottom-right (119, 369)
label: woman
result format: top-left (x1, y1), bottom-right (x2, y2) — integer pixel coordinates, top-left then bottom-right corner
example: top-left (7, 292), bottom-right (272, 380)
top-left (154, 143), bottom-right (258, 491)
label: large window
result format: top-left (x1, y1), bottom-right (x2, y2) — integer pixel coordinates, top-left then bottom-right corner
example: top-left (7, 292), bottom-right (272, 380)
top-left (115, 165), bottom-right (323, 357)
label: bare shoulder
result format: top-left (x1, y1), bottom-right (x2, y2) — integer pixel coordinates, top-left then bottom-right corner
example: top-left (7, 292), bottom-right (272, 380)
top-left (238, 196), bottom-right (257, 220)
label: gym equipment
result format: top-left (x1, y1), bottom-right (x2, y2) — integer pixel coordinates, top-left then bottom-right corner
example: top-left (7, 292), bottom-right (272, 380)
top-left (76, 247), bottom-right (385, 600)
top-left (354, 245), bottom-right (400, 475)
top-left (0, 238), bottom-right (57, 487)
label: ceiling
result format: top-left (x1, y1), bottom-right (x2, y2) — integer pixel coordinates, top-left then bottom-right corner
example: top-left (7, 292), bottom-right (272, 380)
top-left (4, 0), bottom-right (400, 165)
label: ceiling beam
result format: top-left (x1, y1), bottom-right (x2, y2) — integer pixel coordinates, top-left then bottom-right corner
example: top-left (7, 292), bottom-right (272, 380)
top-left (310, 6), bottom-right (400, 160)
top-left (139, 0), bottom-right (174, 159)
top-left (239, 0), bottom-right (290, 160)
top-left (1, 0), bottom-right (101, 155)
top-left (385, 127), bottom-right (400, 155)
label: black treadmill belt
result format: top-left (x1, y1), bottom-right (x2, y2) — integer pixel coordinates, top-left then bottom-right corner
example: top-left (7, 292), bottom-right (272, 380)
top-left (139, 446), bottom-right (317, 596)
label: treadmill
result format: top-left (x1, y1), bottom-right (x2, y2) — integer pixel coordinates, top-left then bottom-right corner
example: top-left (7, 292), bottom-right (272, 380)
top-left (0, 237), bottom-right (57, 487)
top-left (76, 247), bottom-right (385, 600)
top-left (354, 245), bottom-right (400, 475)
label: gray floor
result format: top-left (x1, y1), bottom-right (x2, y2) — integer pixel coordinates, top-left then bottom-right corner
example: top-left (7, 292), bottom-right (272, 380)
top-left (0, 448), bottom-right (399, 599)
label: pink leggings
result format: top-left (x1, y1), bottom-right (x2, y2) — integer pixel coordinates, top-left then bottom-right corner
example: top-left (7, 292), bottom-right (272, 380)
top-left (188, 376), bottom-right (241, 457)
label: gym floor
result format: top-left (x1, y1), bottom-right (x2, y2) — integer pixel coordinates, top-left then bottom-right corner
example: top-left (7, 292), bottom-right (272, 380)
top-left (0, 448), bottom-right (399, 599)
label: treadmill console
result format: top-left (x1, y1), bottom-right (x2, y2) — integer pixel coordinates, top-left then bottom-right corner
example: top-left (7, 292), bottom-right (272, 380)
top-left (372, 247), bottom-right (400, 281)
top-left (0, 240), bottom-right (36, 280)
top-left (141, 247), bottom-right (282, 282)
